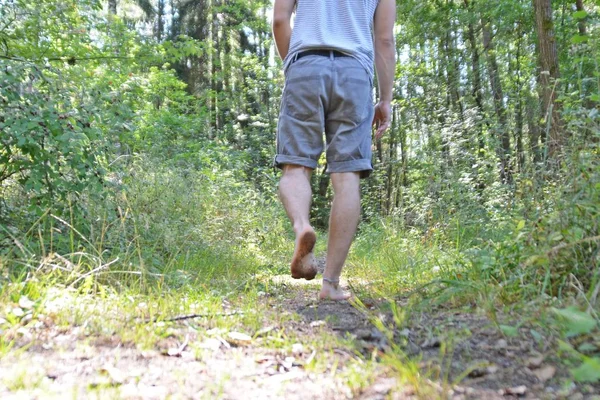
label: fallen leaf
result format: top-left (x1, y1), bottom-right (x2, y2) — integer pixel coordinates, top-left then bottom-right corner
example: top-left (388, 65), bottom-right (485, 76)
top-left (533, 365), bottom-right (556, 382)
top-left (227, 331), bottom-right (252, 346)
top-left (255, 326), bottom-right (275, 337)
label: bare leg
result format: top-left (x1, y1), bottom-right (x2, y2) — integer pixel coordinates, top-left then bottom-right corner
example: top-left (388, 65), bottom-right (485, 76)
top-left (320, 172), bottom-right (360, 300)
top-left (278, 165), bottom-right (318, 280)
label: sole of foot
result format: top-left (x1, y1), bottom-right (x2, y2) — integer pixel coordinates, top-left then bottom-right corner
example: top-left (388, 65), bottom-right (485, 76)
top-left (291, 228), bottom-right (318, 280)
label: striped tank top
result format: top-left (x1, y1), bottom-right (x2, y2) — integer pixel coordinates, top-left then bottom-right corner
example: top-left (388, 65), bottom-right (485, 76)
top-left (284, 0), bottom-right (381, 78)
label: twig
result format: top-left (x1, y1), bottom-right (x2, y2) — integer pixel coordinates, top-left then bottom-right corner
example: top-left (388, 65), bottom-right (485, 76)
top-left (69, 257), bottom-right (119, 287)
top-left (143, 310), bottom-right (243, 324)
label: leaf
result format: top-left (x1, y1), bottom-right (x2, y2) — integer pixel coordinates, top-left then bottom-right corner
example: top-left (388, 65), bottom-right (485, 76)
top-left (226, 331), bottom-right (252, 346)
top-left (500, 324), bottom-right (519, 338)
top-left (516, 220), bottom-right (525, 231)
top-left (552, 307), bottom-right (598, 337)
top-left (571, 357), bottom-right (600, 383)
top-left (573, 10), bottom-right (588, 19)
top-left (571, 35), bottom-right (588, 44)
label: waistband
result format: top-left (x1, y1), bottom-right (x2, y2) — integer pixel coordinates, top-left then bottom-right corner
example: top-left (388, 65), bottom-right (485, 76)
top-left (294, 50), bottom-right (350, 61)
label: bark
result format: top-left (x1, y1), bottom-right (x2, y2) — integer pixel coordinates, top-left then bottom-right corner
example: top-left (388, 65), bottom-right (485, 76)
top-left (385, 106), bottom-right (398, 214)
top-left (463, 0), bottom-right (486, 190)
top-left (526, 96), bottom-right (542, 164)
top-left (482, 19), bottom-right (512, 184)
top-left (575, 0), bottom-right (587, 35)
top-left (438, 36), bottom-right (452, 168)
top-left (156, 0), bottom-right (165, 41)
top-left (533, 0), bottom-right (563, 160)
top-left (515, 25), bottom-right (525, 172)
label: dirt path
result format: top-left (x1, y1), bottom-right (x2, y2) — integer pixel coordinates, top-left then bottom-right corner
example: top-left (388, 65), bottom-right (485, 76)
top-left (1, 272), bottom-right (598, 399)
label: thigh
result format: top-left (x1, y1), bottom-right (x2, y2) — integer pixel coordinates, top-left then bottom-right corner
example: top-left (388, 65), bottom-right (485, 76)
top-left (324, 57), bottom-right (374, 175)
top-left (276, 57), bottom-right (330, 168)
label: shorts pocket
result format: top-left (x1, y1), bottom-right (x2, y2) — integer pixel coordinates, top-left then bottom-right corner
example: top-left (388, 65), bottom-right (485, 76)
top-left (282, 75), bottom-right (322, 122)
top-left (336, 68), bottom-right (372, 124)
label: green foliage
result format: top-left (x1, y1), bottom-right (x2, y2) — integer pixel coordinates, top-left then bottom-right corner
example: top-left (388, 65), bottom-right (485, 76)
top-left (552, 307), bottom-right (598, 337)
top-left (0, 61), bottom-right (107, 213)
top-left (571, 357), bottom-right (600, 383)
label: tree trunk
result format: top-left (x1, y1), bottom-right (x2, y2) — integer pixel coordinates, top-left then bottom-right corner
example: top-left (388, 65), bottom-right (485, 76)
top-left (385, 106), bottom-right (398, 214)
top-left (482, 19), bottom-right (512, 184)
top-left (575, 0), bottom-right (587, 35)
top-left (156, 0), bottom-right (165, 41)
top-left (464, 0), bottom-right (487, 190)
top-left (526, 95), bottom-right (542, 164)
top-left (515, 24), bottom-right (525, 172)
top-left (533, 0), bottom-right (563, 160)
top-left (108, 0), bottom-right (117, 15)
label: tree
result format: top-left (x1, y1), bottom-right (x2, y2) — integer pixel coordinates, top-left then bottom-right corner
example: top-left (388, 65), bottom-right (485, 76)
top-left (533, 0), bottom-right (563, 160)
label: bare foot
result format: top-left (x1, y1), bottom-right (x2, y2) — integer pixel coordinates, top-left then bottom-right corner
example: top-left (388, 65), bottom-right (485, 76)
top-left (319, 281), bottom-right (352, 301)
top-left (291, 228), bottom-right (318, 280)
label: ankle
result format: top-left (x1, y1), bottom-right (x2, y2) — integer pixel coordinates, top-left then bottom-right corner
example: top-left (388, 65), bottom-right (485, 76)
top-left (293, 224), bottom-right (313, 236)
top-left (322, 277), bottom-right (340, 288)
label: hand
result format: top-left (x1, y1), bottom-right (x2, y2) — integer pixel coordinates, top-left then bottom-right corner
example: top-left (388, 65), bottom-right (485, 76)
top-left (372, 101), bottom-right (392, 140)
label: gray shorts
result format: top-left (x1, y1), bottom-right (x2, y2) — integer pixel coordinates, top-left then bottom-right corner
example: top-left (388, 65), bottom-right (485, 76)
top-left (274, 51), bottom-right (374, 178)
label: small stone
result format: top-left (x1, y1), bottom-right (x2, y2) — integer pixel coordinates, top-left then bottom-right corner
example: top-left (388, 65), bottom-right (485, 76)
top-left (292, 343), bottom-right (304, 355)
top-left (487, 365), bottom-right (499, 374)
top-left (499, 385), bottom-right (527, 396)
top-left (533, 365), bottom-right (556, 382)
top-left (370, 328), bottom-right (385, 340)
top-left (527, 355), bottom-right (544, 369)
top-left (570, 393), bottom-right (584, 400)
top-left (467, 367), bottom-right (488, 378)
top-left (11, 307), bottom-right (25, 317)
top-left (198, 338), bottom-right (222, 351)
top-left (399, 328), bottom-right (410, 337)
top-left (355, 329), bottom-right (371, 339)
top-left (421, 337), bottom-right (442, 349)
top-left (496, 339), bottom-right (508, 350)
top-left (310, 320), bottom-right (326, 328)
top-left (18, 296), bottom-right (35, 310)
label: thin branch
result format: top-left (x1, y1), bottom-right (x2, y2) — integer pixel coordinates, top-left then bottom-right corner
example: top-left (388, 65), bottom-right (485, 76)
top-left (143, 310), bottom-right (243, 324)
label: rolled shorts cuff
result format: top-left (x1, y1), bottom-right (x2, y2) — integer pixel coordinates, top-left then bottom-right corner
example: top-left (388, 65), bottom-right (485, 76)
top-left (274, 155), bottom-right (319, 170)
top-left (327, 159), bottom-right (373, 178)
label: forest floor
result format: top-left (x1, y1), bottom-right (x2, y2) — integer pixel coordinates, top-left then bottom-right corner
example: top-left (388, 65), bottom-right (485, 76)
top-left (1, 258), bottom-right (599, 400)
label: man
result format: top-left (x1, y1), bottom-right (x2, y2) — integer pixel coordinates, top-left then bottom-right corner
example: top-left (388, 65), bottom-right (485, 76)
top-left (272, 0), bottom-right (396, 300)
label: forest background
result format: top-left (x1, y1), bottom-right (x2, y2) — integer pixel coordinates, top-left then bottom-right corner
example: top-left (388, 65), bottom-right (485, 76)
top-left (0, 0), bottom-right (599, 396)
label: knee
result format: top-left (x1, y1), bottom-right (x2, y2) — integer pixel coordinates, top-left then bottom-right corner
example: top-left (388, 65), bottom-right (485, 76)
top-left (282, 164), bottom-right (313, 180)
top-left (331, 172), bottom-right (360, 192)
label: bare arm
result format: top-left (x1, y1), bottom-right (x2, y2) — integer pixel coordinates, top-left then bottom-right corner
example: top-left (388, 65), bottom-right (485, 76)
top-left (272, 0), bottom-right (296, 60)
top-left (372, 0), bottom-right (396, 138)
